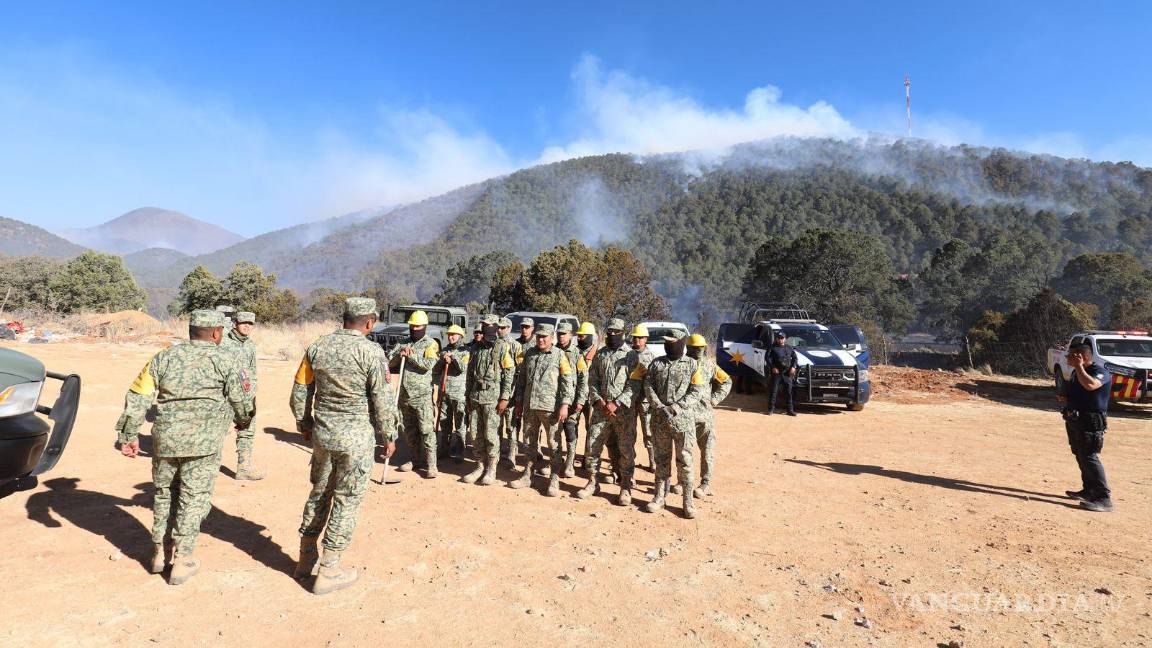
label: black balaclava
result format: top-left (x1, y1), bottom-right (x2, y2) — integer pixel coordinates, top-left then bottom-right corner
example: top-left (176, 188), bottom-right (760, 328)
top-left (665, 338), bottom-right (687, 360)
top-left (409, 325), bottom-right (426, 342)
top-left (605, 331), bottom-right (625, 349)
top-left (577, 334), bottom-right (593, 351)
top-left (481, 323), bottom-right (498, 344)
top-left (686, 345), bottom-right (703, 360)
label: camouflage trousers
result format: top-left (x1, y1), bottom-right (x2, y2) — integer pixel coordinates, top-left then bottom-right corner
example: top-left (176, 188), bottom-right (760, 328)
top-left (499, 408), bottom-right (520, 456)
top-left (399, 393), bottom-right (436, 460)
top-left (638, 404), bottom-right (652, 459)
top-left (468, 401), bottom-right (500, 460)
top-left (562, 403), bottom-right (585, 450)
top-left (152, 452), bottom-right (222, 555)
top-left (438, 392), bottom-right (466, 452)
top-left (234, 398), bottom-right (257, 456)
top-left (587, 407), bottom-right (637, 486)
top-left (694, 415), bottom-right (715, 486)
top-left (652, 411), bottom-right (697, 488)
top-left (299, 445), bottom-right (373, 552)
top-left (521, 409), bottom-right (564, 473)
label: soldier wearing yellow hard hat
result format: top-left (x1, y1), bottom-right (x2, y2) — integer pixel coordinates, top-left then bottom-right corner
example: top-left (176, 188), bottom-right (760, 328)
top-left (435, 324), bottom-right (470, 461)
top-left (574, 322), bottom-right (598, 470)
top-left (387, 309), bottom-right (441, 477)
top-left (630, 323), bottom-right (656, 471)
top-left (670, 332), bottom-right (731, 500)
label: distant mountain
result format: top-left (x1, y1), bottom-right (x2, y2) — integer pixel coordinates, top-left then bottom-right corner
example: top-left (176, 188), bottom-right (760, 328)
top-left (60, 207), bottom-right (245, 255)
top-left (0, 216), bottom-right (86, 258)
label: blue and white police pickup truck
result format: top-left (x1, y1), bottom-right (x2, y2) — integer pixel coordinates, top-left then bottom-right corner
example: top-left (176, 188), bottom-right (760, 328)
top-left (717, 306), bottom-right (871, 411)
top-left (1047, 330), bottom-right (1152, 403)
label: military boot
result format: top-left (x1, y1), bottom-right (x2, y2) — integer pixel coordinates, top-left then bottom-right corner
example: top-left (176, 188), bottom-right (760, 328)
top-left (545, 473), bottom-right (561, 497)
top-left (293, 536), bottom-right (319, 580)
top-left (477, 458), bottom-right (498, 486)
top-left (562, 443), bottom-right (577, 478)
top-left (574, 474), bottom-right (598, 499)
top-left (396, 460), bottom-right (414, 472)
top-left (669, 484), bottom-right (683, 494)
top-left (168, 550), bottom-right (200, 586)
top-left (424, 448), bottom-right (438, 479)
top-left (644, 479), bottom-right (667, 514)
top-left (682, 486), bottom-right (696, 519)
top-left (236, 449), bottom-right (266, 481)
top-left (508, 460), bottom-right (534, 489)
top-left (461, 460), bottom-right (485, 484)
top-left (693, 482), bottom-right (711, 499)
top-left (148, 542), bottom-right (167, 574)
top-left (617, 482), bottom-right (632, 507)
top-left (312, 549), bottom-right (359, 595)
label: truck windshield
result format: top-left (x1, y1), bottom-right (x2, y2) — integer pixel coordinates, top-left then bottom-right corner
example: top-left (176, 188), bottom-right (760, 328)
top-left (511, 315), bottom-right (557, 330)
top-left (389, 308), bottom-right (453, 325)
top-left (1096, 339), bottom-right (1152, 358)
top-left (781, 327), bottom-right (843, 349)
top-left (645, 326), bottom-right (686, 342)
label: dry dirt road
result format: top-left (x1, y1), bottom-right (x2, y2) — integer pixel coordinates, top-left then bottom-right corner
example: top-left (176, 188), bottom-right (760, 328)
top-left (3, 342), bottom-right (1150, 647)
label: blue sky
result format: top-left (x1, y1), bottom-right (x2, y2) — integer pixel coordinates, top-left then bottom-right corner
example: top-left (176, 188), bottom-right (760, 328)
top-left (3, 2), bottom-right (1150, 236)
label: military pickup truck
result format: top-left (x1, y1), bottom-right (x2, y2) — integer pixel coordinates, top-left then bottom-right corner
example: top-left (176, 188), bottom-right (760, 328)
top-left (367, 303), bottom-right (470, 354)
top-left (1048, 330), bottom-right (1152, 403)
top-left (0, 348), bottom-right (81, 492)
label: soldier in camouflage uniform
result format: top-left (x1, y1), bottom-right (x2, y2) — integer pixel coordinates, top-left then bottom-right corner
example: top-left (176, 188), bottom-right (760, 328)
top-left (291, 297), bottom-right (397, 595)
top-left (575, 318), bottom-right (643, 505)
top-left (115, 310), bottom-right (251, 585)
top-left (672, 334), bottom-right (732, 499)
top-left (509, 323), bottom-right (574, 496)
top-left (497, 316), bottom-right (522, 467)
top-left (220, 311), bottom-right (263, 480)
top-left (434, 324), bottom-right (469, 461)
top-left (215, 304), bottom-right (236, 333)
top-left (555, 321), bottom-right (589, 478)
top-left (575, 321), bottom-right (598, 471)
top-left (643, 329), bottom-right (706, 519)
top-left (461, 314), bottom-right (516, 486)
top-left (387, 310), bottom-right (441, 478)
top-left (631, 325), bottom-right (656, 470)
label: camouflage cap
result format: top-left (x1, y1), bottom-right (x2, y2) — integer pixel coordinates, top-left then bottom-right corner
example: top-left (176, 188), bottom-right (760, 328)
top-left (190, 309), bottom-right (224, 328)
top-left (343, 297), bottom-right (378, 318)
top-left (235, 311), bottom-right (256, 324)
top-left (535, 323), bottom-right (555, 337)
top-left (474, 323), bottom-right (484, 333)
top-left (483, 314), bottom-right (501, 326)
top-left (215, 304), bottom-right (235, 314)
top-left (662, 329), bottom-right (689, 342)
top-left (556, 321), bottom-right (574, 334)
top-left (519, 317), bottom-right (535, 327)
top-left (497, 317), bottom-right (512, 328)
top-left (606, 317), bottom-right (626, 331)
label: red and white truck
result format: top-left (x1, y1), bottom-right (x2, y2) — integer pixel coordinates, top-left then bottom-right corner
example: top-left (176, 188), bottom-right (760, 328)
top-left (1047, 330), bottom-right (1152, 402)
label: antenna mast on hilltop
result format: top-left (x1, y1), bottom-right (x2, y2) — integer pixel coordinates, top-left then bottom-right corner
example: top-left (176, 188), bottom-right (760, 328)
top-left (904, 75), bottom-right (912, 138)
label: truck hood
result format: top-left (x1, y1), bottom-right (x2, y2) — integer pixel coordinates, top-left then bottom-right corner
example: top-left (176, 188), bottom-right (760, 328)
top-left (1102, 356), bottom-right (1152, 370)
top-left (0, 348), bottom-right (46, 389)
top-left (794, 348), bottom-right (861, 367)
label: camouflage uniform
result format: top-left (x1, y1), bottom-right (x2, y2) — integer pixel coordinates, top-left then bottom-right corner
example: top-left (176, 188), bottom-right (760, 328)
top-left (387, 332), bottom-right (440, 470)
top-left (577, 318), bottom-right (644, 502)
top-left (510, 324), bottom-right (574, 493)
top-left (291, 299), bottom-right (397, 555)
top-left (688, 356), bottom-right (732, 493)
top-left (635, 345), bottom-right (656, 467)
top-left (116, 310), bottom-right (251, 563)
top-left (498, 318), bottom-right (524, 462)
top-left (215, 305), bottom-right (236, 333)
top-left (644, 332), bottom-right (705, 516)
top-left (462, 315), bottom-right (516, 485)
top-left (434, 339), bottom-right (469, 458)
top-left (555, 324), bottom-right (589, 477)
top-left (219, 312), bottom-right (260, 476)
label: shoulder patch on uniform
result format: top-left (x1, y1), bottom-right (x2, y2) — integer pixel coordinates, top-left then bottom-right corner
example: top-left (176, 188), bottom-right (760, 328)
top-left (576, 356), bottom-right (588, 372)
top-left (515, 351), bottom-right (525, 365)
top-left (424, 343), bottom-right (438, 359)
top-left (714, 367), bottom-right (731, 383)
top-left (629, 363), bottom-right (648, 380)
top-left (559, 354), bottom-right (571, 375)
top-left (129, 359), bottom-right (156, 395)
top-left (501, 351), bottom-right (515, 370)
top-left (294, 355), bottom-right (314, 385)
top-left (691, 367), bottom-right (705, 385)
top-left (461, 352), bottom-right (470, 363)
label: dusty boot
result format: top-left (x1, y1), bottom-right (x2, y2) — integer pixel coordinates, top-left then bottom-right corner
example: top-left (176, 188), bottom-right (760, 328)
top-left (168, 551), bottom-right (200, 586)
top-left (461, 460), bottom-right (485, 484)
top-left (602, 472), bottom-right (616, 486)
top-left (682, 487), bottom-right (696, 519)
top-left (562, 444), bottom-right (576, 478)
top-left (693, 482), bottom-right (711, 499)
top-left (312, 549), bottom-right (359, 595)
top-left (574, 474), bottom-right (598, 499)
top-left (545, 473), bottom-right (561, 497)
top-left (236, 449), bottom-right (266, 481)
top-left (617, 484), bottom-right (632, 507)
top-left (508, 460), bottom-right (534, 489)
top-left (477, 458), bottom-right (498, 486)
top-left (149, 542), bottom-right (167, 574)
top-left (423, 449), bottom-right (438, 479)
top-left (669, 484), bottom-right (683, 494)
top-left (396, 460), bottom-right (414, 472)
top-left (645, 480), bottom-right (667, 514)
top-left (293, 536), bottom-right (319, 580)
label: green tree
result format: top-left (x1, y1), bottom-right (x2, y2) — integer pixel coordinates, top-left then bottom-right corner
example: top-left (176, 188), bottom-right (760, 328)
top-left (48, 251), bottom-right (146, 313)
top-left (170, 265), bottom-right (223, 316)
top-left (301, 287), bottom-right (355, 321)
top-left (434, 250), bottom-right (517, 305)
top-left (973, 289), bottom-right (1095, 376)
top-left (0, 255), bottom-right (64, 312)
top-left (1109, 297), bottom-right (1152, 330)
top-left (219, 262), bottom-right (299, 323)
top-left (1052, 252), bottom-right (1152, 318)
top-left (489, 260), bottom-right (526, 313)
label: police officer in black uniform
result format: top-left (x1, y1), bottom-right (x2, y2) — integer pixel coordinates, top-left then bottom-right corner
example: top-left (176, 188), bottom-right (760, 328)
top-left (766, 330), bottom-right (798, 416)
top-left (1060, 343), bottom-right (1113, 512)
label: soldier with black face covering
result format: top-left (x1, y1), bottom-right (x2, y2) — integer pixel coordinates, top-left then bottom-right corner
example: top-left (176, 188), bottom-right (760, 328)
top-left (461, 315), bottom-right (516, 486)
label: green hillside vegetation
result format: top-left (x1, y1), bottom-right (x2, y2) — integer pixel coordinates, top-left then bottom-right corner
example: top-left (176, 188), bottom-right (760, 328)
top-left (0, 216), bottom-right (86, 258)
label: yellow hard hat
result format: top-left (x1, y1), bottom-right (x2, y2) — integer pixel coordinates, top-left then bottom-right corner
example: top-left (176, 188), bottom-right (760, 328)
top-left (687, 333), bottom-right (708, 347)
top-left (630, 324), bottom-right (649, 337)
top-left (446, 324), bottom-right (465, 336)
top-left (406, 310), bottom-right (429, 326)
top-left (577, 321), bottom-right (596, 335)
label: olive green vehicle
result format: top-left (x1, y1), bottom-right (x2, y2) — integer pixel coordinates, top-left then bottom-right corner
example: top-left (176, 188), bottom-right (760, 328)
top-left (0, 348), bottom-right (81, 492)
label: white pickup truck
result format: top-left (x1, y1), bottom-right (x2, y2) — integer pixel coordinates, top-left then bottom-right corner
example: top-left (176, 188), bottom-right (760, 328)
top-left (1047, 330), bottom-right (1152, 403)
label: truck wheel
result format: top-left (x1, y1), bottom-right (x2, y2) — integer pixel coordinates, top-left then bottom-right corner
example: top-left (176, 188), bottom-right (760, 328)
top-left (846, 403), bottom-right (865, 411)
top-left (1054, 367), bottom-right (1065, 393)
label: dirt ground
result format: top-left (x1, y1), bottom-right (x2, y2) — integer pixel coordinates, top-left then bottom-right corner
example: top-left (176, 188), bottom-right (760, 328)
top-left (3, 342), bottom-right (1150, 647)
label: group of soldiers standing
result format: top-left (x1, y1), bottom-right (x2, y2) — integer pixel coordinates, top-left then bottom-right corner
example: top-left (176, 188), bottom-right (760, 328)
top-left (113, 298), bottom-right (731, 595)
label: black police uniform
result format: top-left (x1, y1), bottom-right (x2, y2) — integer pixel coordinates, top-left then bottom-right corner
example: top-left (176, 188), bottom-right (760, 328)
top-left (766, 342), bottom-right (798, 415)
top-left (1062, 362), bottom-right (1111, 503)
